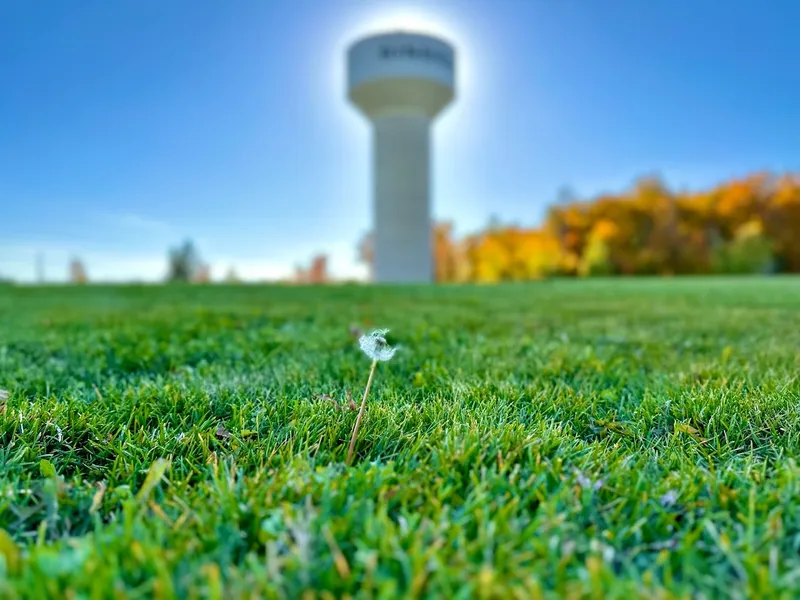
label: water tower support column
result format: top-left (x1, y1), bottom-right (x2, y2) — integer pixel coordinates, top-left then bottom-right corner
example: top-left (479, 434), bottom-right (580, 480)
top-left (372, 115), bottom-right (432, 283)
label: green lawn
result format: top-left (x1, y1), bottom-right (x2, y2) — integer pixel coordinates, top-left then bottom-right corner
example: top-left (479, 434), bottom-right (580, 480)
top-left (1, 278), bottom-right (800, 599)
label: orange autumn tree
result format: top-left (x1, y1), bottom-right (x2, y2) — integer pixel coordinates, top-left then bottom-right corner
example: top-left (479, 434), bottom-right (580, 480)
top-left (764, 174), bottom-right (800, 271)
top-left (541, 171), bottom-right (798, 277)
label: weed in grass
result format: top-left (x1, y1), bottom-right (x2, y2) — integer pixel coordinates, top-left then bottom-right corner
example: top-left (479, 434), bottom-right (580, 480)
top-left (347, 329), bottom-right (397, 466)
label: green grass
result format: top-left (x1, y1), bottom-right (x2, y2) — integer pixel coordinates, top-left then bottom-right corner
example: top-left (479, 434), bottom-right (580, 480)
top-left (1, 278), bottom-right (800, 599)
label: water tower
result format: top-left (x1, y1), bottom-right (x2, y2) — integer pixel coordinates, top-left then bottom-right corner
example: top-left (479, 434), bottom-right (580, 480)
top-left (347, 31), bottom-right (456, 283)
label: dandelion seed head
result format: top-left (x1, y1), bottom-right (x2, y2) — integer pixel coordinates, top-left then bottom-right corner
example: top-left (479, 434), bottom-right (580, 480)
top-left (359, 328), bottom-right (397, 361)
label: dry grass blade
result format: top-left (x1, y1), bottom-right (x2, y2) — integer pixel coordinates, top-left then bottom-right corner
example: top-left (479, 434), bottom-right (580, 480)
top-left (345, 389), bottom-right (357, 411)
top-left (315, 393), bottom-right (357, 411)
top-left (89, 482), bottom-right (107, 514)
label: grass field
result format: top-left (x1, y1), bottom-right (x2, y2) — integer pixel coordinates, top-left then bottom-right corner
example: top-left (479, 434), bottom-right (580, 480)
top-left (1, 278), bottom-right (800, 599)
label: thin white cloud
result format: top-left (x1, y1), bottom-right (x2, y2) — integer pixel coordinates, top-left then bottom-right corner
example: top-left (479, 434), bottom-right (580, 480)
top-left (104, 212), bottom-right (173, 235)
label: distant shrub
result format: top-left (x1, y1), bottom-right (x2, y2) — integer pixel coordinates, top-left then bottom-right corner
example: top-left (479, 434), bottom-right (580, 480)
top-left (167, 240), bottom-right (202, 283)
top-left (712, 220), bottom-right (775, 274)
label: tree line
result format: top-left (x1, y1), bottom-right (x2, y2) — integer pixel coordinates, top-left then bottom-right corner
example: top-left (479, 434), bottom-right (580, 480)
top-left (359, 171), bottom-right (800, 282)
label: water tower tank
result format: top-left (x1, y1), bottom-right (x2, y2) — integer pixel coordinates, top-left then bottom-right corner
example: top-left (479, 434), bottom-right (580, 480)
top-left (347, 31), bottom-right (456, 283)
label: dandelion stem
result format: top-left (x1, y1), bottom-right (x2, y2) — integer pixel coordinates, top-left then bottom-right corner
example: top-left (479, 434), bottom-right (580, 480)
top-left (347, 359), bottom-right (378, 465)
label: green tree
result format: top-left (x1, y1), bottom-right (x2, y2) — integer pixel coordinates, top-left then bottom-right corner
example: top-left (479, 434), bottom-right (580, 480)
top-left (167, 240), bottom-right (202, 283)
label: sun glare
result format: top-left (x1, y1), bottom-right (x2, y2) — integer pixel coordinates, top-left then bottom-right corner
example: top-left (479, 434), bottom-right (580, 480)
top-left (354, 6), bottom-right (455, 37)
top-left (332, 3), bottom-right (476, 106)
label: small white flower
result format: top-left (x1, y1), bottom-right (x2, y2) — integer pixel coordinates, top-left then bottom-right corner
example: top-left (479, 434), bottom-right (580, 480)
top-left (0, 389), bottom-right (7, 402)
top-left (575, 471), bottom-right (592, 489)
top-left (574, 469), bottom-right (604, 491)
top-left (660, 489), bottom-right (679, 507)
top-left (358, 329), bottom-right (397, 362)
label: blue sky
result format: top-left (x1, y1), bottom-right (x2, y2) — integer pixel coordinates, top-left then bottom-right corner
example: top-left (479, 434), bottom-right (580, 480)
top-left (2, 0), bottom-right (799, 282)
